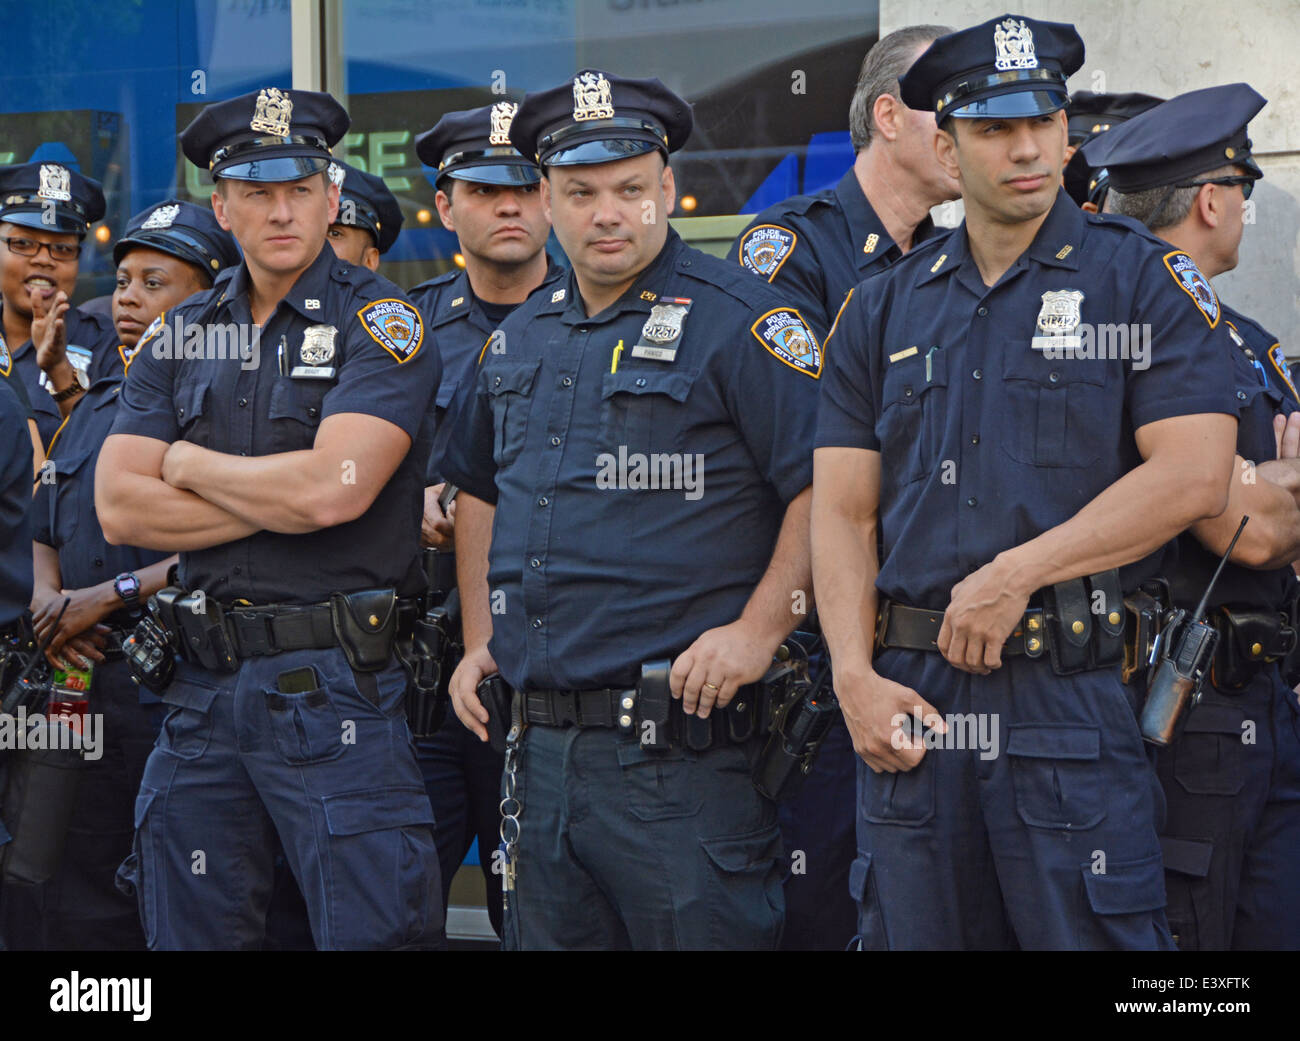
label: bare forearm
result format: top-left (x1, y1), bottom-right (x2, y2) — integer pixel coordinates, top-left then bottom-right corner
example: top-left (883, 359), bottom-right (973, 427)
top-left (455, 494), bottom-right (496, 653)
top-left (738, 485), bottom-right (812, 648)
top-left (811, 494), bottom-right (881, 679)
top-left (1194, 458), bottom-right (1300, 569)
top-left (176, 447), bottom-right (340, 533)
top-left (100, 469), bottom-right (258, 550)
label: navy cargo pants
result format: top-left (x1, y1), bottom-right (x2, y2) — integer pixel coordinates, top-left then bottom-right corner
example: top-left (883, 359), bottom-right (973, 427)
top-left (1157, 670), bottom-right (1300, 949)
top-left (118, 649), bottom-right (444, 949)
top-left (853, 649), bottom-right (1175, 950)
top-left (504, 726), bottom-right (784, 950)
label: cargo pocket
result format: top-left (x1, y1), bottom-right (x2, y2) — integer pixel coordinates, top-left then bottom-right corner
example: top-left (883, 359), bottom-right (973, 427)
top-left (123, 785), bottom-right (159, 948)
top-left (1160, 835), bottom-right (1216, 950)
top-left (701, 823), bottom-right (784, 950)
top-left (1007, 725), bottom-right (1104, 829)
top-left (861, 750), bottom-right (935, 826)
top-left (263, 683), bottom-right (345, 766)
top-left (157, 673), bottom-right (221, 761)
top-left (598, 369), bottom-right (695, 455)
top-left (1080, 850), bottom-right (1168, 948)
top-left (1000, 355), bottom-right (1111, 469)
top-left (1173, 703), bottom-right (1245, 796)
top-left (877, 351), bottom-right (948, 488)
top-left (485, 358), bottom-right (541, 468)
top-left (616, 738), bottom-right (702, 821)
top-left (321, 786), bottom-right (439, 949)
top-left (848, 852), bottom-right (888, 950)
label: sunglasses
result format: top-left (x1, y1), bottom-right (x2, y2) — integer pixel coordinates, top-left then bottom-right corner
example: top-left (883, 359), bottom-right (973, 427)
top-left (1181, 175), bottom-right (1257, 200)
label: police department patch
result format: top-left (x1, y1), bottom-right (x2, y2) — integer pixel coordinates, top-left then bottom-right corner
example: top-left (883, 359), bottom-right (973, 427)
top-left (358, 298), bottom-right (424, 363)
top-left (738, 225), bottom-right (796, 281)
top-left (1268, 342), bottom-right (1300, 404)
top-left (752, 308), bottom-right (821, 378)
top-left (1163, 250), bottom-right (1219, 328)
top-left (0, 334), bottom-right (9, 376)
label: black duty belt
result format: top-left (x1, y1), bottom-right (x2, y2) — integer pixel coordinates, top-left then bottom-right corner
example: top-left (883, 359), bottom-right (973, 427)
top-left (222, 598), bottom-right (421, 657)
top-left (876, 601), bottom-right (1047, 658)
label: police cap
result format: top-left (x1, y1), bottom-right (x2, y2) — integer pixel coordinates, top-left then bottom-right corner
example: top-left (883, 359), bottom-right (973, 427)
top-left (1067, 91), bottom-right (1163, 145)
top-left (113, 199), bottom-right (240, 279)
top-left (0, 162), bottom-right (106, 235)
top-left (900, 14), bottom-right (1084, 120)
top-left (180, 87), bottom-right (350, 182)
top-left (510, 70), bottom-right (693, 167)
top-left (415, 102), bottom-right (540, 188)
top-left (328, 161), bottom-right (404, 254)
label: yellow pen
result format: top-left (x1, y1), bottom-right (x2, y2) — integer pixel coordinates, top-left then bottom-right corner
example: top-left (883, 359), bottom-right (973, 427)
top-left (610, 339), bottom-right (624, 373)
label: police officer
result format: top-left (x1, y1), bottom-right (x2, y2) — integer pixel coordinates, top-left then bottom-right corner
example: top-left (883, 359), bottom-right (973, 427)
top-left (95, 87), bottom-right (444, 950)
top-left (1086, 83), bottom-right (1300, 950)
top-left (731, 24), bottom-right (958, 951)
top-left (0, 200), bottom-right (240, 950)
top-left (441, 70), bottom-right (820, 950)
top-left (325, 160), bottom-right (404, 271)
top-left (0, 162), bottom-right (118, 447)
top-left (409, 101), bottom-right (561, 938)
top-left (812, 15), bottom-right (1241, 949)
top-left (730, 25), bottom-right (958, 345)
top-left (1062, 91), bottom-right (1162, 209)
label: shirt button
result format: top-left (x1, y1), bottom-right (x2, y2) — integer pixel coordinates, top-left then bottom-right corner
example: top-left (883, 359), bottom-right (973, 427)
top-left (239, 450), bottom-right (248, 456)
top-left (972, 369), bottom-right (982, 380)
top-left (177, 407), bottom-right (185, 417)
top-left (561, 376), bottom-right (573, 388)
top-left (970, 433), bottom-right (980, 445)
top-left (904, 386), bottom-right (914, 397)
top-left (550, 435), bottom-right (561, 446)
top-left (967, 497), bottom-right (978, 507)
top-left (1048, 371), bottom-right (1060, 384)
top-left (1236, 390), bottom-right (1248, 401)
top-left (92, 557), bottom-right (103, 568)
top-left (635, 378), bottom-right (647, 387)
top-left (238, 397), bottom-right (248, 407)
top-left (494, 376), bottom-right (502, 387)
top-left (538, 497), bottom-right (549, 507)
top-left (977, 306), bottom-right (988, 317)
top-left (530, 558), bottom-right (541, 568)
top-left (532, 618), bottom-right (543, 629)
top-left (307, 407), bottom-right (318, 418)
top-left (233, 566), bottom-right (241, 575)
top-left (578, 327), bottom-right (588, 334)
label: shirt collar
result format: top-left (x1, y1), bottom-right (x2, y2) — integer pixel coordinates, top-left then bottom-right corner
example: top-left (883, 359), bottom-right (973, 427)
top-left (218, 245), bottom-right (338, 322)
top-left (546, 228), bottom-right (686, 325)
top-left (834, 168), bottom-right (896, 273)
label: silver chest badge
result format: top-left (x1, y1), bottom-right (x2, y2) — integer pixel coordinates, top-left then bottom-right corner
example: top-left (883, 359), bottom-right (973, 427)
top-left (299, 324), bottom-right (337, 365)
top-left (1032, 289), bottom-right (1084, 352)
top-left (631, 297), bottom-right (692, 362)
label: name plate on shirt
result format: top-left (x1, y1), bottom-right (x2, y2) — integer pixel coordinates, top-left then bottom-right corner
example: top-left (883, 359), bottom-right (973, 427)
top-left (629, 344), bottom-right (678, 362)
top-left (1030, 335), bottom-right (1081, 353)
top-left (290, 365), bottom-right (337, 380)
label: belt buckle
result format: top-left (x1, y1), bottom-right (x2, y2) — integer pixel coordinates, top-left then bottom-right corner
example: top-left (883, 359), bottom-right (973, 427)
top-left (233, 607), bottom-right (277, 657)
top-left (551, 689), bottom-right (578, 727)
top-left (874, 601), bottom-right (893, 652)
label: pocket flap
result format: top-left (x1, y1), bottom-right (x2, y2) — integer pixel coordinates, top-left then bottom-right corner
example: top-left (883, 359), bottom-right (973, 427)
top-left (269, 379), bottom-right (329, 424)
top-left (49, 445), bottom-right (95, 475)
top-left (322, 786), bottom-right (435, 837)
top-left (700, 825), bottom-right (783, 873)
top-left (485, 358), bottom-right (541, 397)
top-left (601, 369), bottom-right (694, 403)
top-left (1081, 852), bottom-right (1166, 915)
top-left (1182, 704), bottom-right (1246, 735)
top-left (848, 853), bottom-right (872, 902)
top-left (1160, 835), bottom-right (1214, 878)
top-left (160, 672), bottom-right (222, 712)
top-left (1006, 724), bottom-right (1100, 760)
top-left (175, 378), bottom-right (209, 422)
top-left (435, 378), bottom-right (460, 410)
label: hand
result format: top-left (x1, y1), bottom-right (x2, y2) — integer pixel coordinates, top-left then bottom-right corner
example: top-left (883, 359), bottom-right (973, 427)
top-left (938, 557), bottom-right (1032, 673)
top-left (670, 619), bottom-right (777, 718)
top-left (421, 483), bottom-right (456, 549)
top-left (449, 644), bottom-right (499, 742)
top-left (161, 440), bottom-right (202, 490)
top-left (1274, 411), bottom-right (1300, 460)
top-left (30, 288), bottom-right (71, 373)
top-left (48, 625), bottom-right (110, 671)
top-left (837, 667), bottom-right (945, 773)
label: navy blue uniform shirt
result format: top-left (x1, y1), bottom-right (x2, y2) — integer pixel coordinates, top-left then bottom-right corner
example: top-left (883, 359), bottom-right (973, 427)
top-left (1169, 304), bottom-right (1298, 611)
top-left (0, 374), bottom-right (33, 626)
top-left (110, 246), bottom-right (440, 604)
top-left (440, 228), bottom-right (819, 691)
top-left (816, 191), bottom-right (1240, 609)
top-left (34, 359), bottom-right (170, 601)
top-left (409, 258), bottom-right (564, 483)
top-left (730, 168), bottom-right (940, 341)
top-left (1, 302), bottom-right (119, 448)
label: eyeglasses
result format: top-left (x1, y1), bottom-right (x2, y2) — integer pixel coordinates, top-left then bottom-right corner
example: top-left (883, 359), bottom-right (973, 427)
top-left (1, 236), bottom-right (82, 261)
top-left (1181, 176), bottom-right (1257, 200)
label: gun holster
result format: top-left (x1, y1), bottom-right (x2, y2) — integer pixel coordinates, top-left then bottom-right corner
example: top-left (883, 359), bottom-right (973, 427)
top-left (152, 585), bottom-right (238, 673)
top-left (329, 589), bottom-right (397, 672)
top-left (397, 591), bottom-right (461, 738)
top-left (478, 674), bottom-right (513, 754)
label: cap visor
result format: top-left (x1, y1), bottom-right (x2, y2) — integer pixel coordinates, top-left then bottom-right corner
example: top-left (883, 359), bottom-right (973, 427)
top-left (215, 156), bottom-right (331, 182)
top-left (445, 163), bottom-right (540, 187)
top-left (113, 232), bottom-right (210, 274)
top-left (545, 138), bottom-right (660, 167)
top-left (0, 209), bottom-right (86, 235)
top-left (950, 88), bottom-right (1068, 119)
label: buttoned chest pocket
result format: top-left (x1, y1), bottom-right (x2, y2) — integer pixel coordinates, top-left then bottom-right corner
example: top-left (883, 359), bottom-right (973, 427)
top-left (877, 351), bottom-right (948, 487)
top-left (486, 359), bottom-right (541, 468)
top-left (269, 379), bottom-right (331, 453)
top-left (999, 355), bottom-right (1108, 469)
top-left (47, 446), bottom-right (94, 548)
top-left (174, 376), bottom-right (213, 446)
top-left (599, 369), bottom-right (695, 456)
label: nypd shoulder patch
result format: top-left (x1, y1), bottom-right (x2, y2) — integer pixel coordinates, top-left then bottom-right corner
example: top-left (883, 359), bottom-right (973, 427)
top-left (1162, 250), bottom-right (1220, 328)
top-left (751, 307), bottom-right (821, 378)
top-left (358, 298), bottom-right (424, 363)
top-left (738, 224), bottom-right (797, 282)
top-left (0, 333), bottom-right (10, 377)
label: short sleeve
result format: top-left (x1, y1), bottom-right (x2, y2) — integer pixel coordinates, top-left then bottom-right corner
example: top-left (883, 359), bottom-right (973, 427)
top-left (437, 349), bottom-right (500, 506)
top-left (815, 286), bottom-right (882, 452)
top-left (1126, 248), bottom-right (1239, 429)
top-left (731, 218), bottom-right (832, 341)
top-left (109, 318), bottom-right (180, 443)
top-left (322, 293), bottom-right (440, 440)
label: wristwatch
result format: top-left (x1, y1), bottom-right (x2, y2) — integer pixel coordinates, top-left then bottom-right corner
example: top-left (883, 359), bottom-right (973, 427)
top-left (46, 366), bottom-right (88, 401)
top-left (113, 571), bottom-right (141, 613)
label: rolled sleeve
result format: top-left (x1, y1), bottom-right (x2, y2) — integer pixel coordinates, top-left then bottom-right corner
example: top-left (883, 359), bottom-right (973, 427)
top-left (109, 330), bottom-right (180, 443)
